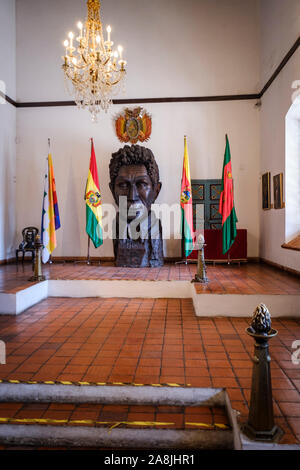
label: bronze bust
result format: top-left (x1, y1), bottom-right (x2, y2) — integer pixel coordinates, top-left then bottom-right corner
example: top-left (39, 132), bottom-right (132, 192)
top-left (109, 144), bottom-right (164, 267)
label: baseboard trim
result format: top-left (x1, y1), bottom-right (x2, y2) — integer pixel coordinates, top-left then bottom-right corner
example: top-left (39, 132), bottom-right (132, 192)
top-left (0, 258), bottom-right (16, 265)
top-left (50, 256), bottom-right (115, 263)
top-left (260, 257), bottom-right (300, 277)
top-left (247, 257), bottom-right (260, 263)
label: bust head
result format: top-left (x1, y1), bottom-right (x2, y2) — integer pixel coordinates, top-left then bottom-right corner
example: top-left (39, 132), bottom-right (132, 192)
top-left (109, 144), bottom-right (162, 220)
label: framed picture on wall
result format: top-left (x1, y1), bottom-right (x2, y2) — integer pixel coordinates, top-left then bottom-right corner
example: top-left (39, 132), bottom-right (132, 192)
top-left (262, 172), bottom-right (271, 210)
top-left (273, 173), bottom-right (284, 209)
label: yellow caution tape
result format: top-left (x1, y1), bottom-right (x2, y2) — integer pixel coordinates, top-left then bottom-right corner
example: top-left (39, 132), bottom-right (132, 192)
top-left (0, 417), bottom-right (230, 430)
top-left (185, 422), bottom-right (230, 430)
top-left (185, 422), bottom-right (214, 429)
top-left (215, 423), bottom-right (230, 429)
top-left (70, 419), bottom-right (94, 425)
top-left (0, 379), bottom-right (189, 388)
top-left (0, 417), bottom-right (174, 427)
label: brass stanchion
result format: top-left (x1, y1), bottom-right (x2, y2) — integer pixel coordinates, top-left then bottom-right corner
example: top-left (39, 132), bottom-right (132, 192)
top-left (28, 235), bottom-right (46, 282)
top-left (243, 303), bottom-right (283, 441)
top-left (191, 234), bottom-right (208, 283)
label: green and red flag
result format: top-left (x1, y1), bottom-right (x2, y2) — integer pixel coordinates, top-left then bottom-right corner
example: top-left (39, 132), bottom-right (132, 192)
top-left (219, 134), bottom-right (238, 254)
top-left (180, 136), bottom-right (195, 258)
top-left (85, 139), bottom-right (103, 248)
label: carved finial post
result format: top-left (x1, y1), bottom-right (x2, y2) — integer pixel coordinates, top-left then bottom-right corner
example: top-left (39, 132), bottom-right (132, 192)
top-left (243, 303), bottom-right (282, 441)
top-left (28, 235), bottom-right (46, 282)
top-left (191, 234), bottom-right (208, 283)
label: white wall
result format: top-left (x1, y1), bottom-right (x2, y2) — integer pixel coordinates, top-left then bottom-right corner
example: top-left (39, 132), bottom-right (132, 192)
top-left (259, 0), bottom-right (300, 271)
top-left (16, 0), bottom-right (260, 101)
top-left (14, 0), bottom-right (261, 258)
top-left (16, 100), bottom-right (260, 258)
top-left (0, 0), bottom-right (16, 261)
top-left (285, 98), bottom-right (300, 242)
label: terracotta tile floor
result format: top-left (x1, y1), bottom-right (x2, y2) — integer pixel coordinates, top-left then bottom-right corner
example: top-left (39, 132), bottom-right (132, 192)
top-left (1, 261), bottom-right (300, 294)
top-left (0, 297), bottom-right (299, 444)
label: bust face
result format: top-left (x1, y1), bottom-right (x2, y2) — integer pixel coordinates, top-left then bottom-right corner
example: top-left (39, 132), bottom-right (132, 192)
top-left (110, 164), bottom-right (161, 221)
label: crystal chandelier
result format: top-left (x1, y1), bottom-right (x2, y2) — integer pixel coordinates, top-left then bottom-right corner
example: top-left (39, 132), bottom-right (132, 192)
top-left (62, 0), bottom-right (127, 121)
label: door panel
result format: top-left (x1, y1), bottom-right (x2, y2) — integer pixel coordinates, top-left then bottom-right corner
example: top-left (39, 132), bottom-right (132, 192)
top-left (192, 179), bottom-right (222, 230)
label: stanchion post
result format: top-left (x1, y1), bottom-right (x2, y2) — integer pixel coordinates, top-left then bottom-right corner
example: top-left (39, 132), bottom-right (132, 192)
top-left (243, 303), bottom-right (283, 441)
top-left (28, 235), bottom-right (46, 282)
top-left (191, 234), bottom-right (208, 283)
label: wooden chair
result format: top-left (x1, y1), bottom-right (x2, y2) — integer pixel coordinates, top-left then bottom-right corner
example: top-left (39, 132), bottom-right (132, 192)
top-left (16, 227), bottom-right (39, 265)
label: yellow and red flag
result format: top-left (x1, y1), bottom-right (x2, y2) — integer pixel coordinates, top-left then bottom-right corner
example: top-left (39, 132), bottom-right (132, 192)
top-left (41, 154), bottom-right (61, 263)
top-left (219, 134), bottom-right (238, 254)
top-left (85, 139), bottom-right (103, 248)
top-left (180, 136), bottom-right (195, 258)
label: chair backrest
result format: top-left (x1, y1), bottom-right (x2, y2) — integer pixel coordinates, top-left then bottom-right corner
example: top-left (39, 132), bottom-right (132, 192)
top-left (21, 227), bottom-right (39, 249)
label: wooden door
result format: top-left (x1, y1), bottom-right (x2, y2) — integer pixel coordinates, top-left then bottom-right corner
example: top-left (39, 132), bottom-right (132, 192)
top-left (191, 179), bottom-right (222, 230)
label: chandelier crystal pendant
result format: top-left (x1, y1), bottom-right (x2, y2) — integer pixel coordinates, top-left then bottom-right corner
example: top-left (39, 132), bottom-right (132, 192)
top-left (62, 0), bottom-right (127, 121)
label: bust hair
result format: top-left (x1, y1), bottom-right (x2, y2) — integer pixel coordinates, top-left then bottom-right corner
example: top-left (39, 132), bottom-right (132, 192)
top-left (109, 144), bottom-right (160, 187)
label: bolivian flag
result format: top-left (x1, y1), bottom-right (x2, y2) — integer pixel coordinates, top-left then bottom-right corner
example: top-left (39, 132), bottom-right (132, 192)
top-left (41, 154), bottom-right (61, 263)
top-left (85, 139), bottom-right (103, 248)
top-left (180, 136), bottom-right (195, 258)
top-left (219, 135), bottom-right (238, 254)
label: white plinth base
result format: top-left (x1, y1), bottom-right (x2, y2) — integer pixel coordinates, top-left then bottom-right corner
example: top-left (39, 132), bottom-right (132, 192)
top-left (0, 279), bottom-right (299, 318)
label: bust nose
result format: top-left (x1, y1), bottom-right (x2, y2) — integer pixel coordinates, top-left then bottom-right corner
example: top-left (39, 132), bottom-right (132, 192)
top-left (128, 183), bottom-right (139, 202)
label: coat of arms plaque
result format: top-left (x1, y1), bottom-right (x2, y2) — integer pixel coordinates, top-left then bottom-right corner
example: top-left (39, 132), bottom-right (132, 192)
top-left (115, 107), bottom-right (152, 144)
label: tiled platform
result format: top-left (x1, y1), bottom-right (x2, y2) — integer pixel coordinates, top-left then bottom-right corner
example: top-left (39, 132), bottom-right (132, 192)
top-left (0, 297), bottom-right (299, 444)
top-left (1, 261), bottom-right (300, 295)
top-left (1, 262), bottom-right (300, 317)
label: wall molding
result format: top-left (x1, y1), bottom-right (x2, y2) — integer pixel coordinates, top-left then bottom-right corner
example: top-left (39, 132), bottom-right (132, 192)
top-left (3, 35), bottom-right (300, 109)
top-left (11, 93), bottom-right (260, 108)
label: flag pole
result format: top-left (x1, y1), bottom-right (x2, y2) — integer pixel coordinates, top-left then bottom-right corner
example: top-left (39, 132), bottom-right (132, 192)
top-left (87, 235), bottom-right (91, 265)
top-left (176, 135), bottom-right (193, 265)
top-left (48, 138), bottom-right (53, 265)
top-left (175, 217), bottom-right (188, 264)
top-left (86, 137), bottom-right (93, 266)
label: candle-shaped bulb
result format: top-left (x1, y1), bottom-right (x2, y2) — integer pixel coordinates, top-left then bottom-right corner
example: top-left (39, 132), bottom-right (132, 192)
top-left (63, 39), bottom-right (69, 56)
top-left (117, 45), bottom-right (123, 59)
top-left (113, 51), bottom-right (118, 58)
top-left (96, 35), bottom-right (101, 44)
top-left (68, 31), bottom-right (74, 48)
top-left (77, 21), bottom-right (83, 39)
top-left (106, 25), bottom-right (111, 42)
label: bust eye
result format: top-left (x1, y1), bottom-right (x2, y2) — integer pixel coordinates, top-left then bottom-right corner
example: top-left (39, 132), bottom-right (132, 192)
top-left (117, 182), bottom-right (128, 189)
top-left (137, 181), bottom-right (149, 188)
